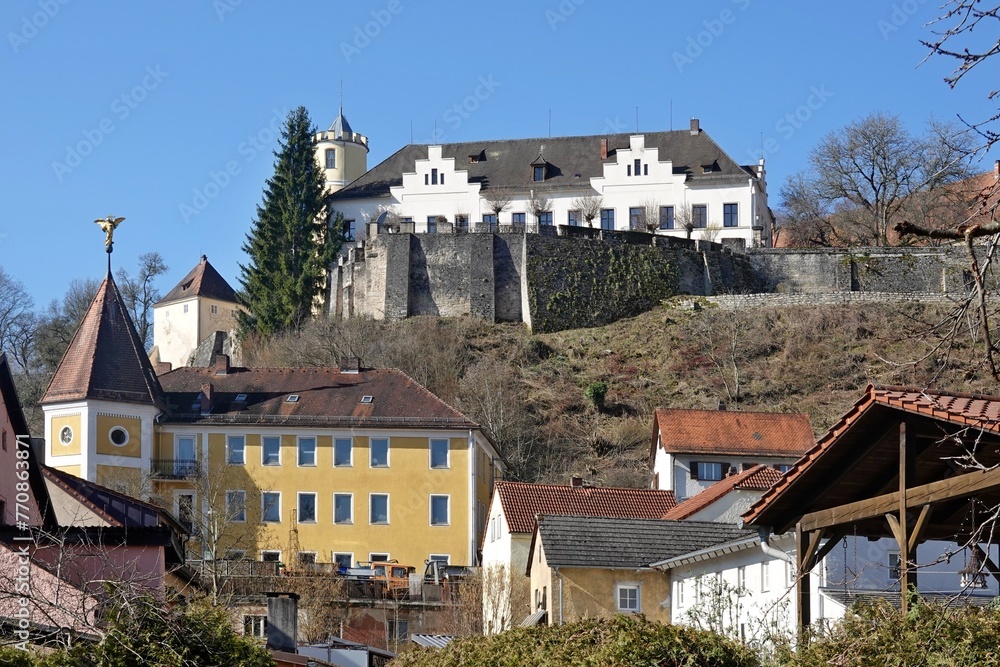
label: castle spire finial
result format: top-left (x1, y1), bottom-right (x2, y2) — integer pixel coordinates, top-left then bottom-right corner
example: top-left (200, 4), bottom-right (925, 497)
top-left (340, 79), bottom-right (343, 116)
top-left (94, 215), bottom-right (125, 271)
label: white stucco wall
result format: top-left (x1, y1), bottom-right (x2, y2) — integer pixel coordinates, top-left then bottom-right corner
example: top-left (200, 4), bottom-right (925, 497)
top-left (481, 491), bottom-right (532, 634)
top-left (671, 456), bottom-right (796, 501)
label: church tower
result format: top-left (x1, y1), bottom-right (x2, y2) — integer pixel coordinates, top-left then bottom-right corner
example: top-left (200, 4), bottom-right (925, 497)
top-left (313, 105), bottom-right (369, 193)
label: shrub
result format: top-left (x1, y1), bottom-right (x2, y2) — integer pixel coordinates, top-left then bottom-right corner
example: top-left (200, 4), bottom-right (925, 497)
top-left (390, 614), bottom-right (759, 667)
top-left (584, 381), bottom-right (608, 411)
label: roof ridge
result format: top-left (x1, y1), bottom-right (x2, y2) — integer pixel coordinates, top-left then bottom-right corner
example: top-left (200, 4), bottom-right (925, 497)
top-left (498, 480), bottom-right (674, 492)
top-left (386, 366), bottom-right (479, 428)
top-left (873, 384), bottom-right (1000, 403)
top-left (654, 406), bottom-right (810, 417)
top-left (403, 128), bottom-right (694, 149)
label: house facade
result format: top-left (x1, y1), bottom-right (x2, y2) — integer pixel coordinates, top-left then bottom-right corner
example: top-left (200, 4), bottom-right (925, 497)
top-left (326, 120), bottom-right (772, 248)
top-left (648, 407), bottom-right (814, 501)
top-left (481, 480), bottom-right (676, 633)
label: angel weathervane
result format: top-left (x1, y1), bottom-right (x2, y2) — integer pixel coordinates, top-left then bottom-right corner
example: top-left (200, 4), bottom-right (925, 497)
top-left (94, 216), bottom-right (125, 253)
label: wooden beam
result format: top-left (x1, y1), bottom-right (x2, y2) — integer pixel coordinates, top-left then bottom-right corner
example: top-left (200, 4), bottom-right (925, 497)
top-left (810, 527), bottom-right (847, 568)
top-left (796, 522), bottom-right (810, 632)
top-left (908, 504), bottom-right (932, 553)
top-left (885, 513), bottom-right (903, 546)
top-left (800, 528), bottom-right (826, 572)
top-left (899, 421), bottom-right (910, 614)
top-left (798, 463), bottom-right (1000, 532)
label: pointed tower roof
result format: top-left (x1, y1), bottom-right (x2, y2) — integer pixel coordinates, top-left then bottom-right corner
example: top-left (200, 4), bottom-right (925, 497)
top-left (156, 255), bottom-right (238, 306)
top-left (328, 106), bottom-right (354, 138)
top-left (42, 272), bottom-right (165, 408)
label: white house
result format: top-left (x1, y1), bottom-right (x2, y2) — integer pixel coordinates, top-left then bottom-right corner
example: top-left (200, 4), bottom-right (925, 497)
top-left (480, 479), bottom-right (677, 634)
top-left (326, 120), bottom-right (773, 248)
top-left (648, 407), bottom-right (814, 501)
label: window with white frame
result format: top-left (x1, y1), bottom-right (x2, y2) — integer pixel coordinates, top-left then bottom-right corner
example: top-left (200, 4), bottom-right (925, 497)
top-left (260, 550), bottom-right (281, 562)
top-left (723, 203), bottom-right (739, 227)
top-left (226, 490), bottom-right (246, 522)
top-left (334, 493), bottom-right (353, 524)
top-left (298, 436), bottom-right (316, 466)
top-left (298, 492), bottom-right (317, 523)
top-left (738, 565), bottom-right (747, 590)
top-left (370, 552), bottom-right (390, 563)
top-left (888, 551), bottom-right (901, 580)
top-left (244, 614), bottom-right (267, 638)
top-left (227, 435), bottom-right (245, 465)
top-left (262, 436), bottom-right (280, 465)
top-left (616, 583), bottom-right (641, 613)
top-left (691, 461), bottom-right (724, 481)
top-left (370, 438), bottom-right (389, 467)
top-left (334, 553), bottom-right (353, 569)
top-left (659, 205), bottom-right (674, 230)
top-left (430, 495), bottom-right (449, 526)
top-left (370, 493), bottom-right (389, 524)
top-left (538, 211), bottom-right (553, 226)
top-left (677, 579), bottom-right (685, 606)
top-left (483, 213), bottom-right (497, 226)
top-left (262, 492), bottom-right (281, 523)
top-left (298, 551), bottom-right (317, 566)
top-left (334, 437), bottom-right (352, 466)
top-left (428, 554), bottom-right (450, 564)
top-left (600, 208), bottom-right (615, 230)
top-left (430, 438), bottom-right (449, 468)
top-left (325, 148), bottom-right (336, 169)
top-left (568, 210), bottom-right (580, 226)
top-left (629, 207), bottom-right (643, 230)
top-left (761, 561), bottom-right (770, 592)
top-left (511, 212), bottom-right (526, 224)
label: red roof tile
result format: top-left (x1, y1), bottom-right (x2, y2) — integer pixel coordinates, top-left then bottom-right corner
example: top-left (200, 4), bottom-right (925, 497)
top-left (42, 273), bottom-right (165, 407)
top-left (495, 480), bottom-right (677, 535)
top-left (158, 366), bottom-right (478, 429)
top-left (650, 408), bottom-right (814, 459)
top-left (156, 255), bottom-right (238, 306)
top-left (663, 464), bottom-right (784, 520)
top-left (742, 385), bottom-right (1000, 528)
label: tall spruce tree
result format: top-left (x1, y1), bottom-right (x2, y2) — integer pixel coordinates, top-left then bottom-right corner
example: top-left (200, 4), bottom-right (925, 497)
top-left (238, 106), bottom-right (339, 336)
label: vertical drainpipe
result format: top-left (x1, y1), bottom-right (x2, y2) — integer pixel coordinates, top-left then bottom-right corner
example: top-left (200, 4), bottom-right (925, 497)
top-left (553, 566), bottom-right (564, 625)
top-left (469, 429), bottom-right (476, 565)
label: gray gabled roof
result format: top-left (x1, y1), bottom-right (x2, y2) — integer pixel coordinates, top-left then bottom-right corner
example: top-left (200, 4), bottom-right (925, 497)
top-left (529, 515), bottom-right (752, 572)
top-left (329, 109), bottom-right (353, 137)
top-left (329, 129), bottom-right (758, 201)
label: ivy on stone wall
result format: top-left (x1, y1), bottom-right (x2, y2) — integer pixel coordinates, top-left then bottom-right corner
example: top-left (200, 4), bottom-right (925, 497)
top-left (526, 237), bottom-right (680, 333)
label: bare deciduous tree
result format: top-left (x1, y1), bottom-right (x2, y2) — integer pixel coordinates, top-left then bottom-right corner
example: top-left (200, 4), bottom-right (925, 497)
top-left (483, 186), bottom-right (514, 223)
top-left (642, 198), bottom-right (661, 233)
top-left (116, 252), bottom-right (169, 351)
top-left (528, 191), bottom-right (552, 224)
top-left (572, 195), bottom-right (603, 228)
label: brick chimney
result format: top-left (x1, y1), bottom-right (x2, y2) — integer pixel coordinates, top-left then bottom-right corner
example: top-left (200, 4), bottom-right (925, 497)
top-left (570, 476), bottom-right (584, 487)
top-left (690, 118), bottom-right (700, 135)
top-left (718, 400), bottom-right (726, 411)
top-left (340, 357), bottom-right (360, 374)
top-left (265, 592), bottom-right (299, 653)
top-left (994, 159), bottom-right (999, 179)
top-left (600, 138), bottom-right (608, 160)
top-left (199, 383), bottom-right (213, 415)
top-left (211, 353), bottom-right (230, 375)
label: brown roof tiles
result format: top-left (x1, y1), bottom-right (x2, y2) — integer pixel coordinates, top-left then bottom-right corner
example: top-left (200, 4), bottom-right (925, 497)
top-left (42, 273), bottom-right (165, 407)
top-left (156, 255), bottom-right (238, 306)
top-left (495, 480), bottom-right (678, 535)
top-left (650, 408), bottom-right (814, 460)
top-left (663, 464), bottom-right (785, 520)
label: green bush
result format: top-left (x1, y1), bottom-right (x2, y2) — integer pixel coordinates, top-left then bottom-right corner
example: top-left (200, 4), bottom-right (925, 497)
top-left (584, 381), bottom-right (608, 411)
top-left (785, 599), bottom-right (1000, 667)
top-left (390, 615), bottom-right (759, 667)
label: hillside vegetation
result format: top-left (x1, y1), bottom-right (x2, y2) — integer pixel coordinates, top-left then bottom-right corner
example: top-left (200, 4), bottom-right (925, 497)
top-left (246, 298), bottom-right (993, 487)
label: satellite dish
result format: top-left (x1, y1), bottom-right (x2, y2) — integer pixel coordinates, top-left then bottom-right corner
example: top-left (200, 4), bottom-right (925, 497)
top-left (375, 211), bottom-right (389, 226)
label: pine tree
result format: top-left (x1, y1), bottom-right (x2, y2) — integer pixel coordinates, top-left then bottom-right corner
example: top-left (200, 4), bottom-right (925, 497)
top-left (238, 106), bottom-right (340, 336)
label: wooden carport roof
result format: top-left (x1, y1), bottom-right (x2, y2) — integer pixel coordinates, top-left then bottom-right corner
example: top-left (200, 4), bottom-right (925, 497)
top-left (742, 385), bottom-right (1000, 626)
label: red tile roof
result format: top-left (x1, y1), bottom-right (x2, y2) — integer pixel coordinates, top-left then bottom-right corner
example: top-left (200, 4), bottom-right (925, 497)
top-left (42, 273), bottom-right (165, 407)
top-left (495, 480), bottom-right (678, 535)
top-left (663, 464), bottom-right (784, 520)
top-left (156, 255), bottom-right (238, 306)
top-left (742, 385), bottom-right (1000, 528)
top-left (158, 366), bottom-right (479, 429)
top-left (650, 408), bottom-right (814, 460)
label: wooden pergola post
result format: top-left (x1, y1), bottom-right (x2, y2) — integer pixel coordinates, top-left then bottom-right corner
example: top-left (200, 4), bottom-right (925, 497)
top-left (796, 523), bottom-right (810, 631)
top-left (899, 420), bottom-right (910, 613)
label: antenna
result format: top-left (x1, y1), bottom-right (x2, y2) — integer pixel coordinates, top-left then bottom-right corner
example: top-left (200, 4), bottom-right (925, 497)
top-left (339, 79), bottom-right (343, 115)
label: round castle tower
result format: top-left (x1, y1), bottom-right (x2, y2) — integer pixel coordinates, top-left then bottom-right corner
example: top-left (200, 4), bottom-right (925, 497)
top-left (313, 106), bottom-right (369, 193)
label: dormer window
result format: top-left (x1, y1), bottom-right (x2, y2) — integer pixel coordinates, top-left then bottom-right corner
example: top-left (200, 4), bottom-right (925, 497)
top-left (533, 165), bottom-right (545, 182)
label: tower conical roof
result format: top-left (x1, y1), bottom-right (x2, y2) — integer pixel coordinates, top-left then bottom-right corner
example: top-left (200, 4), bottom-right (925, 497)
top-left (42, 272), bottom-right (165, 407)
top-left (328, 109), bottom-right (354, 138)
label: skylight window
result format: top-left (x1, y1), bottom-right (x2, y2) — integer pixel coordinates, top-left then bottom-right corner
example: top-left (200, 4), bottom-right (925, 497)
top-left (235, 393), bottom-right (247, 402)
top-left (361, 395), bottom-right (373, 404)
top-left (286, 395), bottom-right (300, 403)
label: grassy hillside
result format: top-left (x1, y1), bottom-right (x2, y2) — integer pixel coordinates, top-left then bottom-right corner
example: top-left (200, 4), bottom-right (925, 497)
top-left (248, 298), bottom-right (993, 487)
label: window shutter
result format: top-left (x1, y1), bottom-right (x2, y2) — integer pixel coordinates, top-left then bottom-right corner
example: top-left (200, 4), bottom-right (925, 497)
top-left (690, 462), bottom-right (698, 480)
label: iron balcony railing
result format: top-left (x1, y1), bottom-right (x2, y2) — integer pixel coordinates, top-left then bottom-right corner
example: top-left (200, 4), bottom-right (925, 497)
top-left (149, 458), bottom-right (200, 479)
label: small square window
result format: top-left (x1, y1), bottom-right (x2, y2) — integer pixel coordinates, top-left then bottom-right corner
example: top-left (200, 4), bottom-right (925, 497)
top-left (430, 495), bottom-right (449, 526)
top-left (428, 554), bottom-right (450, 564)
top-left (334, 438), bottom-right (352, 467)
top-left (298, 551), bottom-right (317, 566)
top-left (298, 492), bottom-right (317, 523)
top-left (370, 494), bottom-right (389, 524)
top-left (244, 615), bottom-right (267, 638)
top-left (210, 304), bottom-right (218, 314)
top-left (286, 394), bottom-right (299, 403)
top-left (616, 584), bottom-right (640, 612)
top-left (511, 212), bottom-right (526, 224)
top-left (235, 393), bottom-right (247, 402)
top-left (430, 439), bottom-right (449, 469)
top-left (334, 553), bottom-right (353, 569)
top-left (226, 490), bottom-right (246, 522)
top-left (262, 492), bottom-right (281, 523)
top-left (227, 435), bottom-right (245, 465)
top-left (370, 438), bottom-right (389, 467)
top-left (261, 550), bottom-right (281, 562)
top-left (693, 461), bottom-right (724, 481)
top-left (538, 211), bottom-right (553, 226)
top-left (370, 552), bottom-right (390, 563)
top-left (262, 436), bottom-right (280, 466)
top-left (298, 437), bottom-right (316, 466)
top-left (361, 395), bottom-right (373, 404)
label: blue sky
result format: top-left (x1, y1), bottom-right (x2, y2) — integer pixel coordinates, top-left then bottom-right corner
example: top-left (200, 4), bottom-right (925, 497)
top-left (1, 0), bottom-right (996, 306)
